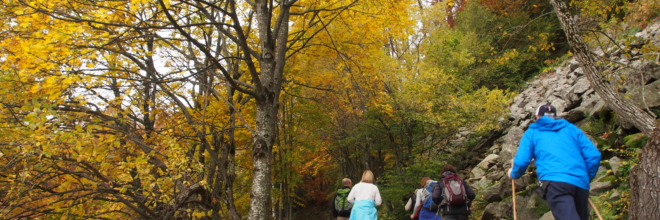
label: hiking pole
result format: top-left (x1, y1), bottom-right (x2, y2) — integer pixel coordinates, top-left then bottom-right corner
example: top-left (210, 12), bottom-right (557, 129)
top-left (512, 179), bottom-right (517, 220)
top-left (589, 198), bottom-right (603, 220)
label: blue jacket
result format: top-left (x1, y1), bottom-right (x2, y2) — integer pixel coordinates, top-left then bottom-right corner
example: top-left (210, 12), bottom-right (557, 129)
top-left (510, 116), bottom-right (601, 190)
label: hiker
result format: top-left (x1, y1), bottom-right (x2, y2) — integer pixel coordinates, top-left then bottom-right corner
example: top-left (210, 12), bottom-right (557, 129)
top-left (404, 188), bottom-right (420, 220)
top-left (347, 170), bottom-right (382, 220)
top-left (508, 104), bottom-right (601, 220)
top-left (432, 165), bottom-right (476, 220)
top-left (411, 177), bottom-right (441, 220)
top-left (332, 178), bottom-right (353, 220)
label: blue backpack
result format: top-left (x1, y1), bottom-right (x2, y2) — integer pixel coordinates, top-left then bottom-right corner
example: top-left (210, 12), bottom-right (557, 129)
top-left (422, 181), bottom-right (439, 211)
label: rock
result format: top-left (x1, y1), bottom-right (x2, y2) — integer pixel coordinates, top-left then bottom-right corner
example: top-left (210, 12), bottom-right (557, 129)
top-left (487, 165), bottom-right (499, 172)
top-left (597, 165), bottom-right (608, 177)
top-left (514, 173), bottom-right (534, 192)
top-left (483, 182), bottom-right (503, 203)
top-left (572, 77), bottom-right (591, 94)
top-left (609, 191), bottom-right (621, 201)
top-left (615, 115), bottom-right (635, 130)
top-left (499, 127), bottom-right (525, 165)
top-left (489, 144), bottom-right (500, 154)
top-left (486, 171), bottom-right (504, 181)
top-left (519, 119), bottom-right (532, 130)
top-left (628, 80), bottom-right (660, 109)
top-left (569, 59), bottom-right (580, 71)
top-left (476, 154), bottom-right (499, 169)
top-left (539, 211), bottom-right (555, 220)
top-left (481, 201), bottom-right (511, 220)
top-left (498, 173), bottom-right (534, 200)
top-left (514, 194), bottom-right (542, 220)
top-left (474, 177), bottom-right (492, 191)
top-left (563, 107), bottom-right (585, 123)
top-left (609, 156), bottom-right (621, 176)
top-left (574, 67), bottom-right (584, 76)
top-left (471, 167), bottom-right (486, 179)
top-left (590, 181), bottom-right (614, 196)
top-left (550, 98), bottom-right (568, 113)
top-left (588, 100), bottom-right (607, 119)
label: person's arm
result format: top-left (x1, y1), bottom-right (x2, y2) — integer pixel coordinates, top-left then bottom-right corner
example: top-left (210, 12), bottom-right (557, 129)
top-left (576, 127), bottom-right (601, 180)
top-left (412, 188), bottom-right (423, 217)
top-left (510, 131), bottom-right (534, 179)
top-left (331, 192), bottom-right (338, 218)
top-left (431, 182), bottom-right (442, 205)
top-left (463, 181), bottom-right (476, 201)
top-left (374, 185), bottom-right (382, 206)
top-left (405, 197), bottom-right (413, 211)
top-left (347, 185), bottom-right (356, 204)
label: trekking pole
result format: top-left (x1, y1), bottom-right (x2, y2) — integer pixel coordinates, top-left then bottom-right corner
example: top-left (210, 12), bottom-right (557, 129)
top-left (512, 179), bottom-right (517, 220)
top-left (589, 198), bottom-right (603, 220)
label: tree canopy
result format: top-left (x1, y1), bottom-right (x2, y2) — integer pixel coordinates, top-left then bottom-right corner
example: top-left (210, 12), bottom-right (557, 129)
top-left (1, 0), bottom-right (658, 219)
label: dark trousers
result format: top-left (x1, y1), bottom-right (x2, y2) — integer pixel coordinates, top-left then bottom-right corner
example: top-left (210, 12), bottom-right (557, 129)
top-left (442, 214), bottom-right (468, 220)
top-left (545, 181), bottom-right (589, 220)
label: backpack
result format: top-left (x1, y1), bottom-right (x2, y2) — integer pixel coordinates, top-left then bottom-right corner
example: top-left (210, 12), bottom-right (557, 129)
top-left (334, 188), bottom-right (352, 214)
top-left (422, 181), bottom-right (439, 211)
top-left (440, 173), bottom-right (468, 207)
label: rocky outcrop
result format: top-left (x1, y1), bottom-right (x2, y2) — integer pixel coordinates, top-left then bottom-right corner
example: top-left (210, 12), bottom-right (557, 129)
top-left (471, 21), bottom-right (660, 220)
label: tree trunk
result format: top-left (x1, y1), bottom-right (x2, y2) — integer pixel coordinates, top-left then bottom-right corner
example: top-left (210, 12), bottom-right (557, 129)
top-left (549, 1), bottom-right (659, 219)
top-left (247, 0), bottom-right (289, 219)
top-left (630, 129), bottom-right (660, 219)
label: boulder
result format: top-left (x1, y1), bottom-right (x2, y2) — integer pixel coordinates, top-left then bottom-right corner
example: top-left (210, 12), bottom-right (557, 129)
top-left (615, 115), bottom-right (635, 130)
top-left (471, 167), bottom-right (486, 180)
top-left (483, 182), bottom-right (503, 203)
top-left (499, 127), bottom-right (526, 164)
top-left (481, 201), bottom-right (511, 220)
top-left (474, 177), bottom-right (492, 191)
top-left (609, 156), bottom-right (621, 176)
top-left (539, 212), bottom-right (555, 220)
top-left (486, 171), bottom-right (504, 181)
top-left (628, 80), bottom-right (660, 109)
top-left (572, 77), bottom-right (591, 94)
top-left (590, 181), bottom-right (614, 196)
top-left (517, 194), bottom-right (542, 220)
top-left (476, 154), bottom-right (499, 169)
top-left (609, 191), bottom-right (621, 201)
top-left (499, 173), bottom-right (534, 199)
top-left (563, 107), bottom-right (586, 123)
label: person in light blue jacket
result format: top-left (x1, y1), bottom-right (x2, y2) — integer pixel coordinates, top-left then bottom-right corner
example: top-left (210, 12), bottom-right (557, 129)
top-left (508, 104), bottom-right (601, 220)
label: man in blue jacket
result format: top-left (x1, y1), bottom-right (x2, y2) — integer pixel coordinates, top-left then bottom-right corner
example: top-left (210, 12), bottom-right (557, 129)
top-left (508, 104), bottom-right (601, 220)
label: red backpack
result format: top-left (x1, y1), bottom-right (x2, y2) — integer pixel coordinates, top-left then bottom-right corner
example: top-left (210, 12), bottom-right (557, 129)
top-left (441, 173), bottom-right (468, 206)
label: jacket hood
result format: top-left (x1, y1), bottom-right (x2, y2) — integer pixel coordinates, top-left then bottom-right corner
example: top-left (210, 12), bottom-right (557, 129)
top-left (530, 116), bottom-right (568, 131)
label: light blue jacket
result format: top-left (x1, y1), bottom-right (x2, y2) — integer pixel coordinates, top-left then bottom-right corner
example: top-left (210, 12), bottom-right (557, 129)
top-left (349, 200), bottom-right (377, 220)
top-left (511, 116), bottom-right (601, 190)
